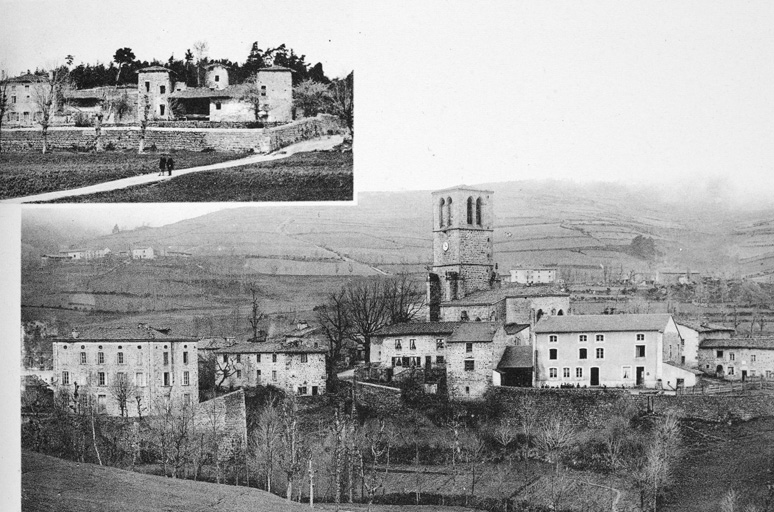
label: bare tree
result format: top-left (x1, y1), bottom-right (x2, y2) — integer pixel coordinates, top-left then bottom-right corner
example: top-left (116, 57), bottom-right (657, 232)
top-left (346, 280), bottom-right (390, 362)
top-left (278, 397), bottom-right (303, 500)
top-left (192, 40), bottom-right (209, 87)
top-left (329, 71), bottom-right (353, 137)
top-left (138, 94), bottom-right (150, 153)
top-left (109, 372), bottom-right (137, 417)
top-left (239, 74), bottom-right (270, 123)
top-left (536, 416), bottom-right (578, 473)
top-left (316, 287), bottom-right (353, 390)
top-left (253, 398), bottom-right (283, 493)
top-left (383, 273), bottom-right (427, 324)
top-left (249, 283), bottom-right (265, 341)
top-left (32, 65), bottom-right (69, 154)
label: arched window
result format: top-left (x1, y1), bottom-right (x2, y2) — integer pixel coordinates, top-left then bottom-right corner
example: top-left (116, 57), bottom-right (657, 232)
top-left (467, 197), bottom-right (474, 224)
top-left (439, 198), bottom-right (445, 227)
top-left (536, 309), bottom-right (544, 322)
top-left (446, 197), bottom-right (453, 226)
top-left (557, 309), bottom-right (564, 316)
top-left (476, 197), bottom-right (482, 225)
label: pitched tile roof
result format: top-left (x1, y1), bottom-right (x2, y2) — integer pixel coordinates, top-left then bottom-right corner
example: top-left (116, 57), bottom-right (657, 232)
top-left (534, 314), bottom-right (673, 334)
top-left (169, 84), bottom-right (250, 99)
top-left (215, 341), bottom-right (327, 354)
top-left (497, 345), bottom-right (533, 369)
top-left (441, 285), bottom-right (568, 307)
top-left (376, 322), bottom-right (464, 336)
top-left (448, 322), bottom-right (500, 343)
top-left (676, 320), bottom-right (735, 333)
top-left (57, 325), bottom-right (193, 342)
top-left (258, 65), bottom-right (292, 72)
top-left (663, 361), bottom-right (703, 375)
top-left (139, 66), bottom-right (172, 73)
top-left (700, 337), bottom-right (774, 349)
top-left (504, 323), bottom-right (530, 335)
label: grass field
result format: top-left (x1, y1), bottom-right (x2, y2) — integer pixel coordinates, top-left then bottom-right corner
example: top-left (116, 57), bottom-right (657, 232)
top-left (45, 151), bottom-right (353, 202)
top-left (0, 150), bottom-right (246, 199)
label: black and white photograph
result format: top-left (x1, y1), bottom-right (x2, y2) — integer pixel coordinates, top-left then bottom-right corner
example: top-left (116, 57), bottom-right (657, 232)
top-left (5, 1), bottom-right (774, 511)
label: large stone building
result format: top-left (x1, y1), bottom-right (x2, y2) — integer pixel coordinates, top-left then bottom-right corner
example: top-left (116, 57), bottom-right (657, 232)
top-left (676, 320), bottom-right (735, 368)
top-left (3, 72), bottom-right (51, 127)
top-left (52, 325), bottom-right (199, 416)
top-left (215, 339), bottom-right (327, 396)
top-left (533, 314), bottom-right (698, 389)
top-left (698, 337), bottom-right (774, 381)
top-left (509, 268), bottom-right (557, 285)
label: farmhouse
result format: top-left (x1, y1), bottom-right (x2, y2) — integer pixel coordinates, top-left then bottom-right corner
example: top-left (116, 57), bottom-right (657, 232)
top-left (215, 339), bottom-right (327, 396)
top-left (533, 314), bottom-right (698, 389)
top-left (59, 247), bottom-right (111, 260)
top-left (52, 324), bottom-right (199, 417)
top-left (698, 337), bottom-right (774, 381)
top-left (3, 72), bottom-right (50, 127)
top-left (676, 320), bottom-right (735, 368)
top-left (131, 247), bottom-right (155, 260)
top-left (509, 268), bottom-right (557, 285)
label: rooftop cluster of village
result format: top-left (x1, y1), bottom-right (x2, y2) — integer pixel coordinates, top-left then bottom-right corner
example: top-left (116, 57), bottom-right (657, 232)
top-left (21, 186), bottom-right (774, 417)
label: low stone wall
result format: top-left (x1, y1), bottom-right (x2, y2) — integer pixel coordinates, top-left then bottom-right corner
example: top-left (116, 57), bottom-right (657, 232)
top-left (0, 115), bottom-right (343, 154)
top-left (490, 386), bottom-right (774, 424)
top-left (353, 381), bottom-right (403, 415)
top-left (194, 389), bottom-right (247, 448)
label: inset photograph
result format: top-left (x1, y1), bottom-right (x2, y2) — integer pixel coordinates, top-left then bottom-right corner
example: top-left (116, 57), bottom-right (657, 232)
top-left (0, 1), bottom-right (353, 203)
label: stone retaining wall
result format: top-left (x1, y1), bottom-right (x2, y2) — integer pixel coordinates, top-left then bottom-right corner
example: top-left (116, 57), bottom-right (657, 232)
top-left (194, 389), bottom-right (247, 448)
top-left (352, 381), bottom-right (403, 415)
top-left (0, 115), bottom-right (343, 154)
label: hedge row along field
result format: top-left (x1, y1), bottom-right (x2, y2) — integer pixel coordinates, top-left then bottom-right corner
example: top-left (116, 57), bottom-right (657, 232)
top-left (43, 151), bottom-right (353, 203)
top-left (0, 150), bottom-right (247, 199)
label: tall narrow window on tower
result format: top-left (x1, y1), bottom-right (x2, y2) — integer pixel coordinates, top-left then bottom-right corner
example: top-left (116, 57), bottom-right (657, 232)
top-left (439, 198), bottom-right (445, 227)
top-left (467, 197), bottom-right (474, 224)
top-left (446, 197), bottom-right (453, 225)
top-left (476, 197), bottom-right (483, 225)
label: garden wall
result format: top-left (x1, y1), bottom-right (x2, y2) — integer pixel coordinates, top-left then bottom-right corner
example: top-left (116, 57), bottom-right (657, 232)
top-left (489, 386), bottom-right (774, 424)
top-left (0, 115), bottom-right (343, 154)
top-left (194, 389), bottom-right (247, 447)
top-left (353, 381), bottom-right (402, 415)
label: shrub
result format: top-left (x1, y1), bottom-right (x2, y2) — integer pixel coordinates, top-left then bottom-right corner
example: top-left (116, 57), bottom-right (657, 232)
top-left (73, 112), bottom-right (93, 127)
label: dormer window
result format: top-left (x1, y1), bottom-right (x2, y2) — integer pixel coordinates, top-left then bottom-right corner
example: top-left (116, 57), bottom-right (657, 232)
top-left (214, 75), bottom-right (220, 82)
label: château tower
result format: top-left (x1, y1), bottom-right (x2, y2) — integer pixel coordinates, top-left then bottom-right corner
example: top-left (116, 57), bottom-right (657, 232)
top-left (137, 66), bottom-right (172, 120)
top-left (427, 186), bottom-right (496, 321)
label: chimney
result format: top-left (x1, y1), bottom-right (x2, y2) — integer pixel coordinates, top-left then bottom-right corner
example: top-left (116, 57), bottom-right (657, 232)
top-left (71, 329), bottom-right (79, 339)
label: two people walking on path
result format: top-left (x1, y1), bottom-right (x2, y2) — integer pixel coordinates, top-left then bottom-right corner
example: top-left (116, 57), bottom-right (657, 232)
top-left (158, 156), bottom-right (175, 176)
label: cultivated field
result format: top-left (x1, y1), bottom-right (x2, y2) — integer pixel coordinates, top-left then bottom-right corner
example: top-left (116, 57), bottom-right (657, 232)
top-left (0, 150), bottom-right (245, 199)
top-left (45, 151), bottom-right (353, 202)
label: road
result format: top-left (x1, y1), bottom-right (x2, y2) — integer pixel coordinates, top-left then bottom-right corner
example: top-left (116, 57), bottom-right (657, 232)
top-left (3, 135), bottom-right (343, 204)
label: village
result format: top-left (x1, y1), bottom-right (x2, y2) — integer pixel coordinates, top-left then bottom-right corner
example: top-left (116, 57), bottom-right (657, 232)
top-left (19, 185), bottom-right (774, 512)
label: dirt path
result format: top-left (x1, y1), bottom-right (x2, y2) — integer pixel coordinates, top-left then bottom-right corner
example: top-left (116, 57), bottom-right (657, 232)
top-left (3, 135), bottom-right (343, 204)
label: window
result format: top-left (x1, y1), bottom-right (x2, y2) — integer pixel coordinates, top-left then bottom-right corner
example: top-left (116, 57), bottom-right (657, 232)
top-left (596, 348), bottom-right (605, 359)
top-left (159, 85), bottom-right (166, 94)
top-left (475, 197), bottom-right (482, 225)
top-left (395, 339), bottom-right (402, 350)
top-left (436, 338), bottom-right (445, 349)
top-left (117, 352), bottom-right (124, 364)
top-left (410, 339), bottom-right (416, 350)
top-left (466, 342), bottom-right (473, 353)
top-left (298, 386), bottom-right (307, 395)
top-left (596, 334), bottom-right (605, 342)
top-left (159, 105), bottom-right (165, 116)
top-left (11, 95), bottom-right (16, 104)
top-left (236, 370), bottom-right (242, 379)
top-left (97, 395), bottom-right (106, 414)
top-left (716, 350), bottom-right (724, 358)
top-left (752, 354), bottom-right (757, 362)
top-left (465, 386), bottom-right (470, 395)
top-left (214, 75), bottom-right (220, 82)
top-left (636, 333), bottom-right (645, 341)
top-left (98, 352), bottom-right (105, 364)
top-left (300, 354), bottom-right (308, 363)
top-left (223, 354), bottom-right (228, 363)
top-left (576, 367), bottom-right (583, 378)
top-left (135, 372), bottom-right (145, 387)
top-left (80, 352), bottom-right (87, 364)
top-left (549, 335), bottom-right (558, 343)
top-left (98, 372), bottom-right (106, 386)
top-left (163, 352), bottom-right (169, 365)
top-left (256, 369), bottom-right (262, 382)
top-left (549, 349), bottom-right (558, 360)
top-left (145, 81), bottom-right (150, 92)
top-left (636, 345), bottom-right (646, 357)
top-left (183, 394), bottom-right (191, 406)
top-left (622, 366), bottom-right (632, 379)
top-left (163, 372), bottom-right (170, 386)
top-left (563, 367), bottom-right (570, 378)
top-left (579, 348), bottom-right (587, 360)
top-left (236, 354), bottom-right (241, 363)
top-left (260, 85), bottom-right (266, 96)
top-left (728, 366), bottom-right (735, 375)
top-left (579, 335), bottom-right (587, 342)
top-left (116, 372), bottom-right (125, 384)
top-left (272, 354), bottom-right (277, 363)
top-left (272, 370), bottom-right (277, 381)
top-left (729, 353), bottom-right (735, 361)
top-left (464, 360), bottom-right (475, 371)
top-left (257, 354), bottom-right (261, 363)
top-left (61, 371), bottom-right (70, 385)
top-left (183, 371), bottom-right (190, 386)
top-left (215, 101), bottom-right (222, 110)
top-left (466, 197), bottom-right (474, 224)
top-left (183, 352), bottom-right (189, 364)
top-left (549, 367), bottom-right (558, 379)
top-left (436, 355), bottom-right (445, 364)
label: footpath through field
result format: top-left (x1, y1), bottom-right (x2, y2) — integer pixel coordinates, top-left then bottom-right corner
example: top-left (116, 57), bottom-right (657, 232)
top-left (3, 135), bottom-right (343, 204)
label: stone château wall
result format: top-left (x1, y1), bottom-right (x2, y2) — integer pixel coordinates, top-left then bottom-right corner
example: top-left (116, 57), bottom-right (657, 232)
top-left (0, 115), bottom-right (343, 153)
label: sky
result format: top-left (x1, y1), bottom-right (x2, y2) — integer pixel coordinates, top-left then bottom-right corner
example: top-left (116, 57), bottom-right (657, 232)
top-left (0, 0), bottom-right (354, 79)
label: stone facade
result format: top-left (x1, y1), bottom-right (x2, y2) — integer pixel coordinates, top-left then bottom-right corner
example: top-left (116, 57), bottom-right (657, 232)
top-left (445, 323), bottom-right (514, 399)
top-left (4, 73), bottom-right (50, 127)
top-left (52, 326), bottom-right (198, 417)
top-left (676, 321), bottom-right (734, 368)
top-left (0, 115), bottom-right (343, 153)
top-left (505, 295), bottom-right (570, 324)
top-left (193, 389), bottom-right (247, 449)
top-left (216, 342), bottom-right (327, 396)
top-left (138, 67), bottom-right (172, 120)
top-left (371, 329), bottom-right (454, 370)
top-left (510, 268), bottom-right (557, 284)
top-left (698, 339), bottom-right (774, 381)
top-left (205, 64), bottom-right (230, 90)
top-left (256, 67), bottom-right (293, 123)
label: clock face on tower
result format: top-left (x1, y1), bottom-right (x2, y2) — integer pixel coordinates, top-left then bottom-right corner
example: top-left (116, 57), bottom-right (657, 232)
top-left (442, 241), bottom-right (449, 252)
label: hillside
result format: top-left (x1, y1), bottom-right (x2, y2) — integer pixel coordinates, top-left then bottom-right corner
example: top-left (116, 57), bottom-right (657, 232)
top-left (21, 450), bottom-right (307, 512)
